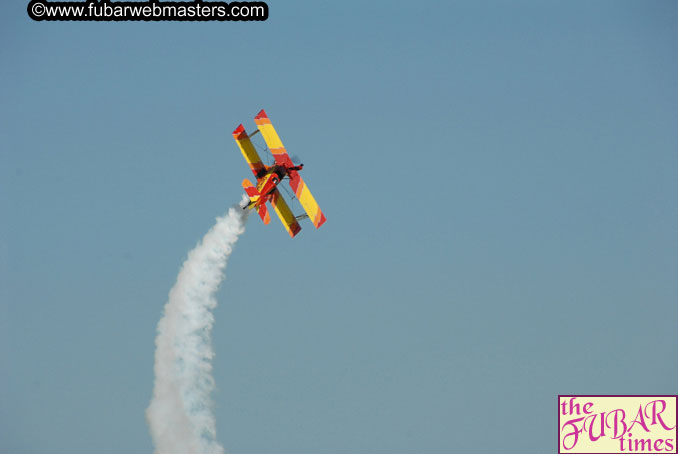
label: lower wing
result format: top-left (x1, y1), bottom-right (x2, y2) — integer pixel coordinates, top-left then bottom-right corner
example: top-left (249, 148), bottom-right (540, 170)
top-left (288, 173), bottom-right (326, 229)
top-left (270, 189), bottom-right (302, 238)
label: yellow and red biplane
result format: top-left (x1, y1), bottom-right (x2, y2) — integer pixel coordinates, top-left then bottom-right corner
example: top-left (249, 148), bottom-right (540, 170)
top-left (232, 109), bottom-right (326, 237)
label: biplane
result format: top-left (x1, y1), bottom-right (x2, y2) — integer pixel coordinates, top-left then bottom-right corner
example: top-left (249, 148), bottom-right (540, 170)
top-left (232, 109), bottom-right (326, 237)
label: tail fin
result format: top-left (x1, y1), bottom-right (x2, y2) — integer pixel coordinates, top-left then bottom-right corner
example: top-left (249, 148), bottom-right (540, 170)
top-left (242, 178), bottom-right (260, 206)
top-left (242, 179), bottom-right (270, 224)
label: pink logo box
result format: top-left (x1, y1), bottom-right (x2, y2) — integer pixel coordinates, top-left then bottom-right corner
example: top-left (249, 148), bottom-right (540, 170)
top-left (558, 395), bottom-right (677, 454)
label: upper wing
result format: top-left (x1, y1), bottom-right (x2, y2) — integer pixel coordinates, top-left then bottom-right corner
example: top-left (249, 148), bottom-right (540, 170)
top-left (254, 109), bottom-right (326, 229)
top-left (270, 189), bottom-right (302, 238)
top-left (233, 124), bottom-right (266, 178)
top-left (253, 109), bottom-right (295, 167)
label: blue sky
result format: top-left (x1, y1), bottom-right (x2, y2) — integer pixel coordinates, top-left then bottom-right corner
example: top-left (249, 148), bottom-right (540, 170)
top-left (2, 1), bottom-right (677, 453)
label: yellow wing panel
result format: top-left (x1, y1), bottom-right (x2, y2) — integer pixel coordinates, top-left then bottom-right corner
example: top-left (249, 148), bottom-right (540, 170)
top-left (257, 123), bottom-right (284, 150)
top-left (233, 124), bottom-right (266, 177)
top-left (292, 175), bottom-right (327, 228)
top-left (270, 190), bottom-right (302, 238)
top-left (254, 109), bottom-right (292, 164)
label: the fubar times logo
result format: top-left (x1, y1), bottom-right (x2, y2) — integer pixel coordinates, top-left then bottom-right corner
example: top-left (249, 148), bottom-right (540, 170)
top-left (559, 396), bottom-right (677, 453)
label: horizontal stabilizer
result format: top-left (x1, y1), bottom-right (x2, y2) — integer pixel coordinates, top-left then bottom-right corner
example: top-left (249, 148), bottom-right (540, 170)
top-left (242, 178), bottom-right (259, 198)
top-left (242, 178), bottom-right (262, 213)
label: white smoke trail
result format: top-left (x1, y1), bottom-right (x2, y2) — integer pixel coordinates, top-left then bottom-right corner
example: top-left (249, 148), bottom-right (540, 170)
top-left (147, 198), bottom-right (249, 454)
